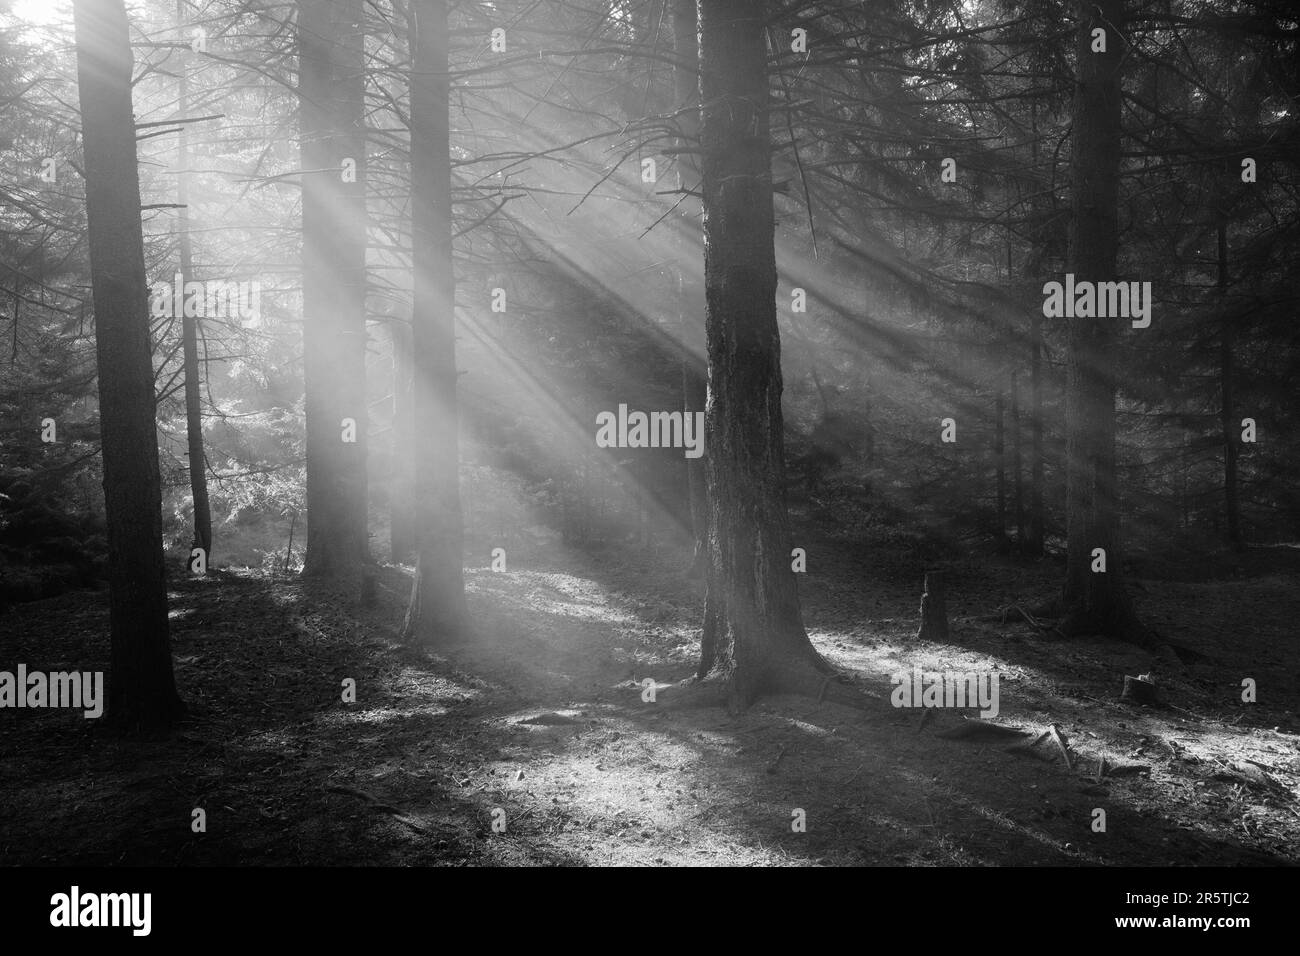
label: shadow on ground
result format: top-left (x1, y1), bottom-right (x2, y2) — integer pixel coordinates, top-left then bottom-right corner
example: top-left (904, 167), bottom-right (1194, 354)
top-left (1, 533), bottom-right (1296, 866)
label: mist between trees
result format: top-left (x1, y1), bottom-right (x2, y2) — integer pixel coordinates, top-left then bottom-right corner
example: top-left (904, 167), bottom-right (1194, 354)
top-left (0, 0), bottom-right (1295, 811)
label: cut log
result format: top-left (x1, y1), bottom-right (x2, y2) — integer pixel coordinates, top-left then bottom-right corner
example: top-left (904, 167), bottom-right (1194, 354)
top-left (915, 570), bottom-right (950, 642)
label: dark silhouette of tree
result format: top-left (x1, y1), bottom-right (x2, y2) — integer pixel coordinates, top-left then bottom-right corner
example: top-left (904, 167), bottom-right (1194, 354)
top-left (73, 0), bottom-right (183, 730)
top-left (400, 0), bottom-right (467, 641)
top-left (299, 0), bottom-right (369, 590)
top-left (175, 0), bottom-right (212, 567)
top-left (1060, 0), bottom-right (1142, 639)
top-left (695, 0), bottom-right (835, 709)
top-left (673, 0), bottom-right (707, 579)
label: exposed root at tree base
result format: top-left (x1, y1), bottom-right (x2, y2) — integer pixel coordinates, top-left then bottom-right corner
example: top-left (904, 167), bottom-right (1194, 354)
top-left (655, 662), bottom-right (883, 716)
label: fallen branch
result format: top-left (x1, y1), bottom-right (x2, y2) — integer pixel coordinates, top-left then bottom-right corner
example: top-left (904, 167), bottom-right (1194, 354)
top-left (1001, 604), bottom-right (1043, 628)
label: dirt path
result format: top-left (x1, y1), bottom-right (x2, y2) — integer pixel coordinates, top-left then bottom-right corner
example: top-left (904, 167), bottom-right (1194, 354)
top-left (2, 540), bottom-right (1297, 866)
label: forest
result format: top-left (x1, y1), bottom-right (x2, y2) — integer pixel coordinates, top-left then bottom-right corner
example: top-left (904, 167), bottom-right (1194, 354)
top-left (1, 0), bottom-right (1298, 873)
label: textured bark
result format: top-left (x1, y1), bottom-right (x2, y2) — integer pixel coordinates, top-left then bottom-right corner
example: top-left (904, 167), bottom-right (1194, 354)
top-left (1011, 369), bottom-right (1025, 548)
top-left (400, 0), bottom-right (467, 642)
top-left (73, 0), bottom-right (183, 730)
top-left (696, 0), bottom-right (828, 709)
top-left (1028, 310), bottom-right (1045, 555)
top-left (177, 0), bottom-right (211, 564)
top-left (1061, 0), bottom-right (1141, 639)
top-left (300, 0), bottom-right (368, 588)
top-left (673, 0), bottom-right (707, 579)
top-left (684, 357), bottom-right (708, 575)
top-left (1218, 217), bottom-right (1241, 549)
top-left (390, 317), bottom-right (416, 563)
top-left (1026, 105), bottom-right (1046, 557)
top-left (994, 388), bottom-right (1006, 546)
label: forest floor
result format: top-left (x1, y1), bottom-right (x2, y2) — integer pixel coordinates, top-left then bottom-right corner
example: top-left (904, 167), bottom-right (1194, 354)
top-left (3, 523), bottom-right (1299, 866)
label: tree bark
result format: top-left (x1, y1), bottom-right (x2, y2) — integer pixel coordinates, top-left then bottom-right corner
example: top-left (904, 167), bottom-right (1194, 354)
top-left (695, 0), bottom-right (829, 709)
top-left (73, 0), bottom-right (183, 730)
top-left (400, 0), bottom-right (467, 641)
top-left (177, 0), bottom-right (211, 565)
top-left (1026, 103), bottom-right (1046, 558)
top-left (995, 387), bottom-right (1006, 547)
top-left (1218, 217), bottom-right (1241, 549)
top-left (390, 316), bottom-right (416, 563)
top-left (673, 0), bottom-right (707, 579)
top-left (299, 0), bottom-right (368, 589)
top-left (1028, 309), bottom-right (1044, 555)
top-left (1011, 369), bottom-right (1025, 549)
top-left (1061, 0), bottom-right (1141, 639)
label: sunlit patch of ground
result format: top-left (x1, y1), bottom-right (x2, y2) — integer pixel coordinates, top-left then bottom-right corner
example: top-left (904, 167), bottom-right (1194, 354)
top-left (1, 537), bottom-right (1296, 865)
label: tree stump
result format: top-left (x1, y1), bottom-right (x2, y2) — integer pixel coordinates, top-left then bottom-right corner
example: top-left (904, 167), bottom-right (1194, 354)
top-left (1121, 674), bottom-right (1160, 706)
top-left (915, 571), bottom-right (949, 641)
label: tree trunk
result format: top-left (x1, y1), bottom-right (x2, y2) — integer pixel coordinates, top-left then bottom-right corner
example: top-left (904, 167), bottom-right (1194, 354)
top-left (400, 0), bottom-right (467, 642)
top-left (300, 0), bottom-right (368, 589)
top-left (390, 316), bottom-right (416, 563)
top-left (862, 382), bottom-right (876, 468)
top-left (1181, 431), bottom-right (1190, 529)
top-left (673, 0), bottom-right (707, 579)
top-left (1011, 369), bottom-right (1025, 549)
top-left (177, 0), bottom-right (211, 565)
top-left (1218, 218), bottom-right (1241, 550)
top-left (1026, 103), bottom-right (1046, 558)
top-left (695, 0), bottom-right (829, 709)
top-left (73, 0), bottom-right (183, 730)
top-left (994, 387), bottom-right (1006, 547)
top-left (1061, 0), bottom-right (1141, 639)
top-left (684, 354), bottom-right (708, 575)
top-left (1028, 309), bottom-right (1044, 555)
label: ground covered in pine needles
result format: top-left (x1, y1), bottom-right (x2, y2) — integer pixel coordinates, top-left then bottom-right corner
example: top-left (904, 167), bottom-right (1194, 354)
top-left (3, 529), bottom-right (1299, 866)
